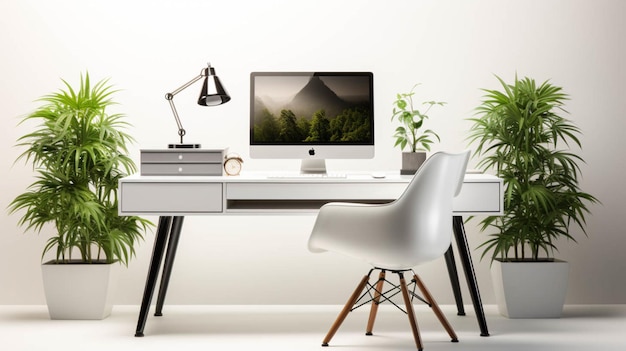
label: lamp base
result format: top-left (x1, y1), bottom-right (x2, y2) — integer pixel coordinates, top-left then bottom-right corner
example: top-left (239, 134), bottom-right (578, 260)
top-left (168, 143), bottom-right (201, 149)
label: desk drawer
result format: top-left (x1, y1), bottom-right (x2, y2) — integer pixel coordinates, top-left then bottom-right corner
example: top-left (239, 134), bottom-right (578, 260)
top-left (453, 181), bottom-right (502, 214)
top-left (120, 182), bottom-right (223, 214)
top-left (141, 149), bottom-right (225, 163)
top-left (140, 163), bottom-right (223, 176)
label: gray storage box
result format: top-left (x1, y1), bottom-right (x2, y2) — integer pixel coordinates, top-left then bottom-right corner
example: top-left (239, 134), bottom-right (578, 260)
top-left (140, 148), bottom-right (227, 176)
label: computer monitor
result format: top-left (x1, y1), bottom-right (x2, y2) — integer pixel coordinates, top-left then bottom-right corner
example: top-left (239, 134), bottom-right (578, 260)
top-left (249, 71), bottom-right (374, 173)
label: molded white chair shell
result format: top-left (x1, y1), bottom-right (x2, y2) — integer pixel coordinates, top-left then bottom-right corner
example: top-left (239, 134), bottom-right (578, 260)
top-left (308, 150), bottom-right (470, 270)
top-left (307, 150), bottom-right (470, 350)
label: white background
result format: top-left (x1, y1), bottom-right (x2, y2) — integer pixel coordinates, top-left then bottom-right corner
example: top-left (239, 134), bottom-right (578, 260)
top-left (1, 0), bottom-right (624, 305)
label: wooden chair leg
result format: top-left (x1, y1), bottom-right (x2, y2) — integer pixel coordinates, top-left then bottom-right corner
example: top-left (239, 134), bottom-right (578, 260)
top-left (366, 270), bottom-right (386, 335)
top-left (398, 272), bottom-right (424, 351)
top-left (413, 273), bottom-right (459, 342)
top-left (322, 275), bottom-right (370, 347)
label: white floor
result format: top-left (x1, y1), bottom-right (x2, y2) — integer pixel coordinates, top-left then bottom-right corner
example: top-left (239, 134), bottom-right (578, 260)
top-left (1, 304), bottom-right (625, 351)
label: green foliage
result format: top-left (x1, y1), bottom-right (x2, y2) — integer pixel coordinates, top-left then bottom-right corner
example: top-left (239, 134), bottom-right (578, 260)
top-left (306, 110), bottom-right (331, 142)
top-left (253, 106), bottom-right (372, 143)
top-left (254, 109), bottom-right (281, 142)
top-left (467, 75), bottom-right (599, 262)
top-left (391, 84), bottom-right (444, 152)
top-left (8, 73), bottom-right (152, 265)
top-left (278, 109), bottom-right (300, 141)
top-left (330, 106), bottom-right (372, 142)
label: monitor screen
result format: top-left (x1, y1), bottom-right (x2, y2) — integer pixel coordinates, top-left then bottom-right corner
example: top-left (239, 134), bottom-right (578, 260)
top-left (249, 72), bottom-right (374, 172)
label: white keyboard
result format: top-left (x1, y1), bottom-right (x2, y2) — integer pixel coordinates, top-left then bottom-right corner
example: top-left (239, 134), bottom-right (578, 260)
top-left (266, 173), bottom-right (347, 179)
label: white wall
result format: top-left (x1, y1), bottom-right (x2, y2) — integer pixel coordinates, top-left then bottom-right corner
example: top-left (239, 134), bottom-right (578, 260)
top-left (1, 0), bottom-right (624, 305)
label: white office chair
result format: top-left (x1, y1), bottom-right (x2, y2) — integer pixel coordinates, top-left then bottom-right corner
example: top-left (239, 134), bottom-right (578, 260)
top-left (308, 150), bottom-right (470, 350)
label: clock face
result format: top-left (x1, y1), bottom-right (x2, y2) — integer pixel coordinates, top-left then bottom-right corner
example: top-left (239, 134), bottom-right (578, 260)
top-left (224, 158), bottom-right (242, 175)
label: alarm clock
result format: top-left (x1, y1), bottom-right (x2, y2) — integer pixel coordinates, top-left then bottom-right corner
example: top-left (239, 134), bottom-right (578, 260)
top-left (224, 153), bottom-right (243, 176)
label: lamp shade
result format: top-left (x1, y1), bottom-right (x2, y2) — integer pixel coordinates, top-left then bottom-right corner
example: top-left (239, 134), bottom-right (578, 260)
top-left (198, 66), bottom-right (231, 106)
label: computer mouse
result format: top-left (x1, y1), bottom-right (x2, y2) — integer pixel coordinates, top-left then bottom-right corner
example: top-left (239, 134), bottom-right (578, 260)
top-left (371, 172), bottom-right (386, 179)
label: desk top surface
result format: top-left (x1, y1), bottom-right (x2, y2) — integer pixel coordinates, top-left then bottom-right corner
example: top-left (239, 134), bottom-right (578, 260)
top-left (121, 171), bottom-right (500, 183)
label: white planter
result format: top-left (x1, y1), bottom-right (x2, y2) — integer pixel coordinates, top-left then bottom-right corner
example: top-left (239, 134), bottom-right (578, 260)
top-left (491, 259), bottom-right (569, 318)
top-left (41, 261), bottom-right (119, 320)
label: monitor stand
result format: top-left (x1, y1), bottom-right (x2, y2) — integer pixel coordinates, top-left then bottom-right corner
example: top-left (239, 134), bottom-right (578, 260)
top-left (300, 159), bottom-right (327, 174)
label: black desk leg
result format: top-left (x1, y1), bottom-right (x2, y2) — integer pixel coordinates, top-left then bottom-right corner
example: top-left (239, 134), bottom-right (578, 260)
top-left (135, 216), bottom-right (172, 337)
top-left (444, 245), bottom-right (465, 316)
top-left (155, 216), bottom-right (185, 317)
top-left (452, 216), bottom-right (489, 337)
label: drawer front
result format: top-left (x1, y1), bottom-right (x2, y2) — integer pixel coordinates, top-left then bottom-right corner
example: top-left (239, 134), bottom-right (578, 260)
top-left (226, 182), bottom-right (406, 201)
top-left (453, 182), bottom-right (502, 214)
top-left (120, 182), bottom-right (223, 214)
top-left (141, 151), bottom-right (224, 163)
top-left (141, 163), bottom-right (223, 176)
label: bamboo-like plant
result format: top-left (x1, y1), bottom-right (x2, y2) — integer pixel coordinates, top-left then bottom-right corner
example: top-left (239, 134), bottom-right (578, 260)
top-left (391, 84), bottom-right (444, 152)
top-left (467, 75), bottom-right (598, 262)
top-left (9, 73), bottom-right (151, 265)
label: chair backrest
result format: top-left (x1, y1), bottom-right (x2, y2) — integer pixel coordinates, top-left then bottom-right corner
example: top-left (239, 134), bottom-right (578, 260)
top-left (387, 150), bottom-right (470, 265)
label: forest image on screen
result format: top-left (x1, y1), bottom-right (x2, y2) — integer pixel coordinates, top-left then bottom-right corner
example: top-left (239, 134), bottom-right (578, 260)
top-left (252, 74), bottom-right (372, 144)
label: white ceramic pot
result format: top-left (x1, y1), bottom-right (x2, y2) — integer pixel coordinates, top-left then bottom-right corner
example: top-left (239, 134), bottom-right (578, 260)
top-left (491, 259), bottom-right (569, 318)
top-left (41, 260), bottom-right (119, 320)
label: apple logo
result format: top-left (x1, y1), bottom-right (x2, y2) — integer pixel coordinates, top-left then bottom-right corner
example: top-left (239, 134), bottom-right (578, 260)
top-left (308, 148), bottom-right (315, 156)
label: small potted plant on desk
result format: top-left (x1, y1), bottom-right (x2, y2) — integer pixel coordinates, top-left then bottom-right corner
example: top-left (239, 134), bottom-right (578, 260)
top-left (391, 84), bottom-right (445, 174)
top-left (467, 75), bottom-right (599, 318)
top-left (9, 73), bottom-right (152, 319)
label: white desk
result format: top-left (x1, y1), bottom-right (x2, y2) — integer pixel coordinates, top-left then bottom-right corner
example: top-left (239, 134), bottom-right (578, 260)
top-left (120, 172), bottom-right (501, 215)
top-left (119, 172), bottom-right (502, 337)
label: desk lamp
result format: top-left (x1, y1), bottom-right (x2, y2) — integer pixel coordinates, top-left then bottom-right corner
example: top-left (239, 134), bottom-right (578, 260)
top-left (165, 63), bottom-right (230, 149)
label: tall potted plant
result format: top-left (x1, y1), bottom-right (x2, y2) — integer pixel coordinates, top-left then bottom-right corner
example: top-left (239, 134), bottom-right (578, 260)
top-left (467, 75), bottom-right (598, 318)
top-left (9, 73), bottom-right (151, 319)
top-left (391, 84), bottom-right (445, 174)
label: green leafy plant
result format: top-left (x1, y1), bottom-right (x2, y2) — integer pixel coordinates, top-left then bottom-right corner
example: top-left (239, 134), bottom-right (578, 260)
top-left (467, 75), bottom-right (598, 262)
top-left (9, 73), bottom-right (152, 265)
top-left (391, 84), bottom-right (445, 152)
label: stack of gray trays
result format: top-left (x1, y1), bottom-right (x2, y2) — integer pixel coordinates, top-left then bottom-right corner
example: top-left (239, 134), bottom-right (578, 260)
top-left (140, 148), bottom-right (227, 176)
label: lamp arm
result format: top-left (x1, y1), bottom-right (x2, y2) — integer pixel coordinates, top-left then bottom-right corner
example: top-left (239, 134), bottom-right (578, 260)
top-left (165, 69), bottom-right (208, 144)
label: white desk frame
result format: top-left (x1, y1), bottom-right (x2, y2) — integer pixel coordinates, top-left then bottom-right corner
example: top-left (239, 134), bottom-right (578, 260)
top-left (119, 172), bottom-right (503, 337)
